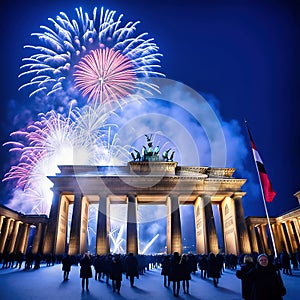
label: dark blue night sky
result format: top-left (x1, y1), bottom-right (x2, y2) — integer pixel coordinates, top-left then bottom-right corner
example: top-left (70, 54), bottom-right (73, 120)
top-left (0, 0), bottom-right (299, 221)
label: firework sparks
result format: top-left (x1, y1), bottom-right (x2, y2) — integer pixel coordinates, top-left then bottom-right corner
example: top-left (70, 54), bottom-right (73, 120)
top-left (18, 6), bottom-right (164, 107)
top-left (71, 103), bottom-right (114, 145)
top-left (74, 48), bottom-right (137, 104)
top-left (3, 105), bottom-right (131, 214)
top-left (141, 234), bottom-right (159, 254)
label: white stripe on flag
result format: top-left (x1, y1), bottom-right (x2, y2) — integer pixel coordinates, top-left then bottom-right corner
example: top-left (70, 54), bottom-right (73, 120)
top-left (252, 148), bottom-right (263, 164)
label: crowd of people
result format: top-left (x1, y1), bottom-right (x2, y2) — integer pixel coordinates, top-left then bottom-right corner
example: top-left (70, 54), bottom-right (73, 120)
top-left (1, 248), bottom-right (300, 298)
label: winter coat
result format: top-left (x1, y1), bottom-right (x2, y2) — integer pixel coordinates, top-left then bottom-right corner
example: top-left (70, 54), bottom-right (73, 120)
top-left (179, 255), bottom-right (191, 281)
top-left (80, 255), bottom-right (92, 278)
top-left (62, 255), bottom-right (72, 272)
top-left (236, 261), bottom-right (255, 300)
top-left (236, 263), bottom-right (285, 300)
top-left (125, 254), bottom-right (139, 277)
top-left (169, 253), bottom-right (181, 282)
top-left (110, 257), bottom-right (123, 281)
top-left (207, 253), bottom-right (221, 279)
top-left (161, 256), bottom-right (171, 276)
top-left (198, 255), bottom-right (208, 271)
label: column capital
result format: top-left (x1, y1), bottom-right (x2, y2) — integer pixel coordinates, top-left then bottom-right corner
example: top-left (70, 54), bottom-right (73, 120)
top-left (168, 193), bottom-right (180, 199)
top-left (199, 193), bottom-right (212, 198)
top-left (232, 192), bottom-right (246, 199)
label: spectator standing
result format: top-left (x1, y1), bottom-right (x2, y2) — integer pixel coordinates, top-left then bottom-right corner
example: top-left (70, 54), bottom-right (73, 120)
top-left (161, 254), bottom-right (171, 287)
top-left (198, 254), bottom-right (208, 279)
top-left (80, 253), bottom-right (93, 291)
top-left (15, 251), bottom-right (24, 269)
top-left (93, 255), bottom-right (102, 281)
top-left (110, 254), bottom-right (123, 294)
top-left (103, 254), bottom-right (113, 285)
top-left (169, 251), bottom-right (181, 297)
top-left (125, 252), bottom-right (139, 287)
top-left (62, 254), bottom-right (72, 281)
top-left (290, 252), bottom-right (298, 271)
top-left (34, 252), bottom-right (41, 269)
top-left (236, 254), bottom-right (255, 300)
top-left (45, 254), bottom-right (51, 267)
top-left (187, 252), bottom-right (197, 275)
top-left (280, 250), bottom-right (292, 275)
top-left (207, 252), bottom-right (221, 287)
top-left (180, 254), bottom-right (191, 294)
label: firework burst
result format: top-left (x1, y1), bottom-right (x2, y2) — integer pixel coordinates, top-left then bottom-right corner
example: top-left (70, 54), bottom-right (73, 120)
top-left (74, 48), bottom-right (136, 104)
top-left (3, 105), bottom-right (131, 214)
top-left (18, 6), bottom-right (164, 107)
top-left (2, 110), bottom-right (85, 214)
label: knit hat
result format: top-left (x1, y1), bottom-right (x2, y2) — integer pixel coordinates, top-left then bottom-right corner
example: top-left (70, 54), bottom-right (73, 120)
top-left (257, 254), bottom-right (268, 261)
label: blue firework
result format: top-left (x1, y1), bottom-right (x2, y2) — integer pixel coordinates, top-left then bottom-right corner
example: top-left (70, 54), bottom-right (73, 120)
top-left (18, 6), bottom-right (164, 105)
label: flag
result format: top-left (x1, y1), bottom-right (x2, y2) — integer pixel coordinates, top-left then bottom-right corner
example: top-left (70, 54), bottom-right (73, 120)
top-left (246, 125), bottom-right (276, 203)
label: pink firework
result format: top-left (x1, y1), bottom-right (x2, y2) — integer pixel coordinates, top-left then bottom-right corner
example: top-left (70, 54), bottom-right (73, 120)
top-left (74, 48), bottom-right (137, 105)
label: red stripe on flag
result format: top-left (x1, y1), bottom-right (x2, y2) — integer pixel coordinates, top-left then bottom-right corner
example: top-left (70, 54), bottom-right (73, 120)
top-left (245, 122), bottom-right (276, 202)
top-left (259, 172), bottom-right (276, 202)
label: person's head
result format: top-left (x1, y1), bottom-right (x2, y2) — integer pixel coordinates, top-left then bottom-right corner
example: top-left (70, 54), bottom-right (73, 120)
top-left (244, 255), bottom-right (254, 264)
top-left (257, 254), bottom-right (269, 267)
top-left (113, 254), bottom-right (120, 261)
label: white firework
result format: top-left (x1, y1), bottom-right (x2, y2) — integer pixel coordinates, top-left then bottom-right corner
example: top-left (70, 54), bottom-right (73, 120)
top-left (18, 6), bottom-right (164, 106)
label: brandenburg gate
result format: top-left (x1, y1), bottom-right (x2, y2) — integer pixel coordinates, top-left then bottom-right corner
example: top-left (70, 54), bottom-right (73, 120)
top-left (42, 161), bottom-right (251, 256)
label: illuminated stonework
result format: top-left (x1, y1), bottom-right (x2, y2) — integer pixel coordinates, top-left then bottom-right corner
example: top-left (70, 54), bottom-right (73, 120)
top-left (1, 185), bottom-right (299, 257)
top-left (41, 162), bottom-right (250, 256)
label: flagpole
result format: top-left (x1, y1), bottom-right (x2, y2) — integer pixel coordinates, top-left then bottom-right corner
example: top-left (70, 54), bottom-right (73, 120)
top-left (244, 119), bottom-right (278, 258)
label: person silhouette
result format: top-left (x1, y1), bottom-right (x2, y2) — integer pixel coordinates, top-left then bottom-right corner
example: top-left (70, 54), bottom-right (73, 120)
top-left (80, 253), bottom-right (92, 291)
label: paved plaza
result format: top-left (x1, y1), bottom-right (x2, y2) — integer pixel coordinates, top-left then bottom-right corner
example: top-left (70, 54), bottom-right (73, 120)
top-left (0, 263), bottom-right (299, 300)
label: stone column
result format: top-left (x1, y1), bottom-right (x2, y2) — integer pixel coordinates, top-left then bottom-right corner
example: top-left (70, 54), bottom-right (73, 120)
top-left (233, 192), bottom-right (251, 254)
top-left (80, 197), bottom-right (89, 254)
top-left (14, 223), bottom-right (30, 254)
top-left (0, 218), bottom-right (13, 254)
top-left (194, 196), bottom-right (207, 254)
top-left (292, 218), bottom-right (300, 246)
top-left (43, 189), bottom-right (62, 254)
top-left (39, 223), bottom-right (47, 254)
top-left (69, 193), bottom-right (83, 256)
top-left (96, 195), bottom-right (110, 255)
top-left (286, 221), bottom-right (298, 253)
top-left (166, 194), bottom-right (182, 254)
top-left (280, 224), bottom-right (289, 252)
top-left (260, 224), bottom-right (271, 254)
top-left (126, 194), bottom-right (138, 255)
top-left (248, 224), bottom-right (259, 253)
top-left (31, 223), bottom-right (44, 254)
top-left (7, 220), bottom-right (21, 253)
top-left (0, 216), bottom-right (5, 233)
top-left (14, 223), bottom-right (25, 254)
top-left (55, 196), bottom-right (70, 255)
top-left (256, 225), bottom-right (265, 253)
top-left (23, 224), bottom-right (30, 254)
top-left (203, 195), bottom-right (218, 253)
top-left (272, 223), bottom-right (284, 254)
